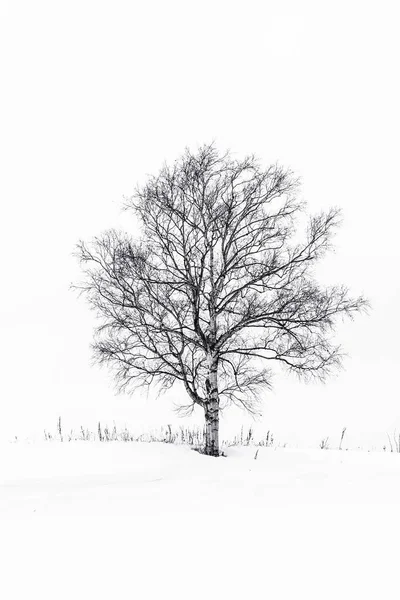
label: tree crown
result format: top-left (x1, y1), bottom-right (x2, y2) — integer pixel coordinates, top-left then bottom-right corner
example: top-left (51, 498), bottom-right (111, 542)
top-left (76, 145), bottom-right (367, 415)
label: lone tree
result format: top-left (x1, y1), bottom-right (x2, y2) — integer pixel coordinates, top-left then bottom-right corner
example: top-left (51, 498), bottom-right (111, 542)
top-left (76, 145), bottom-right (367, 456)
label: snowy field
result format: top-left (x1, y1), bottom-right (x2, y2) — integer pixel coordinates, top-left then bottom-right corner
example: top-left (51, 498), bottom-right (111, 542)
top-left (2, 442), bottom-right (400, 599)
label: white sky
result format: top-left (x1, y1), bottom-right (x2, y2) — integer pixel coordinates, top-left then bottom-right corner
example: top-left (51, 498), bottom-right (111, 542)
top-left (1, 0), bottom-right (399, 447)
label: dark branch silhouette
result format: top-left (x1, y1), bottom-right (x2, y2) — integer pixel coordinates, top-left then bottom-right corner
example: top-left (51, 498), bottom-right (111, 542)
top-left (75, 144), bottom-right (368, 456)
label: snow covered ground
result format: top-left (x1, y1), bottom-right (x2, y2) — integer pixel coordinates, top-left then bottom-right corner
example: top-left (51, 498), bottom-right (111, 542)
top-left (1, 441), bottom-right (400, 599)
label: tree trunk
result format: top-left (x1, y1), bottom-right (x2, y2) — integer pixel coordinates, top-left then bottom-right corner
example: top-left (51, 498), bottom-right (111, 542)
top-left (204, 354), bottom-right (220, 456)
top-left (204, 400), bottom-right (220, 456)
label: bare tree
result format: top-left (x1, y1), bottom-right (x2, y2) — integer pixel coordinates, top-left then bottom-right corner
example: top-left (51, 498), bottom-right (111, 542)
top-left (75, 145), bottom-right (367, 456)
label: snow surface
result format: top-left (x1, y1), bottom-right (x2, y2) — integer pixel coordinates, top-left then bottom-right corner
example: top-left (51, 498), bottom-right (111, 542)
top-left (1, 441), bottom-right (400, 599)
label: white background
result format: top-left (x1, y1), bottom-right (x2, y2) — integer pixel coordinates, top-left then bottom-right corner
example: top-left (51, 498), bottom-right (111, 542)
top-left (1, 0), bottom-right (399, 447)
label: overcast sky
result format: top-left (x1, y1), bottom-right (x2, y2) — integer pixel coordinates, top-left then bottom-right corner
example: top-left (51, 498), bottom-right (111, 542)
top-left (1, 0), bottom-right (399, 447)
